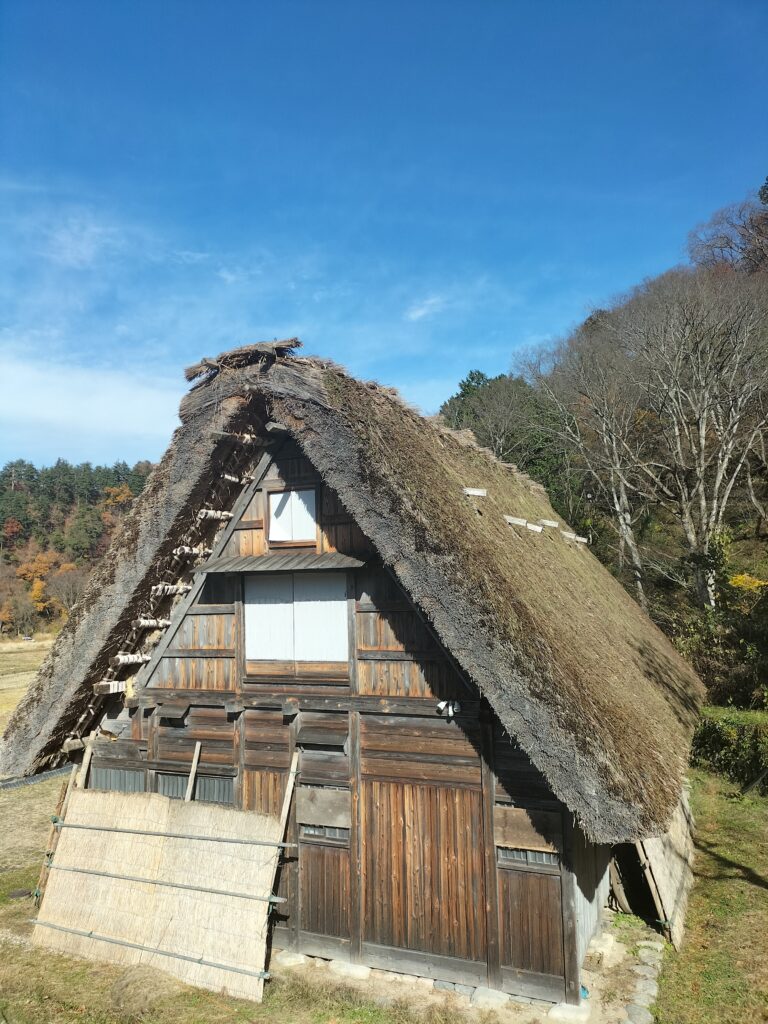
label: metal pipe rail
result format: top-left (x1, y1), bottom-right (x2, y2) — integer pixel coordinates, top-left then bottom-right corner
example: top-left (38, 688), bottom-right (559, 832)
top-left (34, 920), bottom-right (270, 979)
top-left (48, 863), bottom-right (286, 903)
top-left (51, 817), bottom-right (296, 848)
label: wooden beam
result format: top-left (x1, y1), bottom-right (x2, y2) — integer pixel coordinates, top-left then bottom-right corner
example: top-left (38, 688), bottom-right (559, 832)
top-left (93, 679), bottom-right (126, 696)
top-left (560, 813), bottom-right (581, 1005)
top-left (480, 720), bottom-right (501, 989)
top-left (75, 732), bottom-right (97, 789)
top-left (184, 741), bottom-right (202, 801)
top-left (349, 709), bottom-right (363, 963)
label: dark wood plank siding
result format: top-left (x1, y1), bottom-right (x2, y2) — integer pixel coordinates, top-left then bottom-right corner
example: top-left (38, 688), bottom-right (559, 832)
top-left (498, 869), bottom-right (565, 977)
top-left (361, 780), bottom-right (486, 961)
top-left (241, 768), bottom-right (287, 814)
top-left (355, 569), bottom-right (467, 699)
top-left (300, 843), bottom-right (351, 938)
top-left (156, 707), bottom-right (235, 769)
top-left (360, 715), bottom-right (482, 789)
top-left (243, 709), bottom-right (292, 770)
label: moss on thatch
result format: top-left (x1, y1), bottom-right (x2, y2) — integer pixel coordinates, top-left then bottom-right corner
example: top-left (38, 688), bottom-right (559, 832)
top-left (1, 346), bottom-right (704, 843)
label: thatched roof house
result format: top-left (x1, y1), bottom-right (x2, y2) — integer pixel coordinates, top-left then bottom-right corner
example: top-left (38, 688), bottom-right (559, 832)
top-left (2, 342), bottom-right (703, 1002)
top-left (2, 341), bottom-right (701, 841)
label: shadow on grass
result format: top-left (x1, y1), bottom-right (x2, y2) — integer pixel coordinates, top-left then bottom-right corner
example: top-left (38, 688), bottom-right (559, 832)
top-left (694, 838), bottom-right (768, 891)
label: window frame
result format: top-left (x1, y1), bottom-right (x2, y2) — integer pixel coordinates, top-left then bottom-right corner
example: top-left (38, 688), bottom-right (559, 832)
top-left (265, 485), bottom-right (320, 550)
top-left (242, 570), bottom-right (354, 682)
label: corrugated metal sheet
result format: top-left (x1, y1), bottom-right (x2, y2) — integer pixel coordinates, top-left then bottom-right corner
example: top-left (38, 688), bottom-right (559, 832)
top-left (196, 776), bottom-right (235, 805)
top-left (200, 552), bottom-right (367, 574)
top-left (156, 772), bottom-right (235, 805)
top-left (157, 772), bottom-right (186, 799)
top-left (89, 766), bottom-right (144, 794)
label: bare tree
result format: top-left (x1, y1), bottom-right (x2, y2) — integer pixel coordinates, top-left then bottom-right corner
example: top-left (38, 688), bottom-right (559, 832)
top-left (537, 268), bottom-right (768, 608)
top-left (534, 315), bottom-right (651, 610)
top-left (48, 565), bottom-right (88, 612)
top-left (606, 269), bottom-right (768, 605)
top-left (689, 180), bottom-right (768, 275)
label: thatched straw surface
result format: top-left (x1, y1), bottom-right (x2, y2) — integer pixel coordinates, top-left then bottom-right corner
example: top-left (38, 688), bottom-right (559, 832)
top-left (1, 345), bottom-right (704, 842)
top-left (34, 789), bottom-right (282, 1000)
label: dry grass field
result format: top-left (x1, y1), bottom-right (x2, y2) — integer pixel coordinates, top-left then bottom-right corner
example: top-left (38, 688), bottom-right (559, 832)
top-left (0, 636), bottom-right (53, 734)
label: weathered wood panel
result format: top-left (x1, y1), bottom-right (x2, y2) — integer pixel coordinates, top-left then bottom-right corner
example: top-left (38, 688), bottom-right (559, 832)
top-left (498, 869), bottom-right (564, 977)
top-left (156, 707), bottom-right (235, 769)
top-left (172, 614), bottom-right (235, 651)
top-left (493, 727), bottom-right (559, 807)
top-left (361, 780), bottom-right (486, 961)
top-left (296, 786), bottom-right (351, 828)
top-left (300, 842), bottom-right (351, 938)
top-left (637, 788), bottom-right (695, 950)
top-left (243, 710), bottom-right (292, 771)
top-left (493, 806), bottom-right (563, 853)
top-left (570, 820), bottom-right (611, 967)
top-left (360, 715), bottom-right (481, 789)
top-left (356, 658), bottom-right (465, 699)
top-left (153, 656), bottom-right (235, 691)
top-left (242, 769), bottom-right (287, 815)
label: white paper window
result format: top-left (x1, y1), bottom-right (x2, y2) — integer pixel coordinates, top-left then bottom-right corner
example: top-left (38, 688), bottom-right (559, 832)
top-left (268, 489), bottom-right (317, 542)
top-left (244, 572), bottom-right (348, 664)
top-left (244, 574), bottom-right (293, 661)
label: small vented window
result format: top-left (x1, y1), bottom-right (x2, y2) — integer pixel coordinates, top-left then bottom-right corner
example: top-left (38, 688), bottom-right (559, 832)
top-left (497, 847), bottom-right (560, 868)
top-left (300, 824), bottom-right (350, 842)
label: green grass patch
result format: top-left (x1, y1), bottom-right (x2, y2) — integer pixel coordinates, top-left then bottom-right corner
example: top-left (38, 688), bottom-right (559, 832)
top-left (655, 769), bottom-right (768, 1024)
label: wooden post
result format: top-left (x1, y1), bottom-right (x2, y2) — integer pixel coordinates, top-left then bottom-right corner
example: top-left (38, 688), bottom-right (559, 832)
top-left (560, 813), bottom-right (581, 1005)
top-left (75, 732), bottom-right (97, 789)
top-left (480, 719), bottom-right (501, 989)
top-left (36, 765), bottom-right (78, 905)
top-left (349, 709), bottom-right (363, 963)
top-left (185, 741), bottom-right (202, 801)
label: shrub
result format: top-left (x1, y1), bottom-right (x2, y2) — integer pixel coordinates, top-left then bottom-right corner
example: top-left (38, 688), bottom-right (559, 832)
top-left (691, 707), bottom-right (768, 793)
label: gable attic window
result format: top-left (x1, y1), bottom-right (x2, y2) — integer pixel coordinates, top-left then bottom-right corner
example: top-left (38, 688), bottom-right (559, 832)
top-left (244, 572), bottom-right (349, 678)
top-left (268, 488), bottom-right (317, 544)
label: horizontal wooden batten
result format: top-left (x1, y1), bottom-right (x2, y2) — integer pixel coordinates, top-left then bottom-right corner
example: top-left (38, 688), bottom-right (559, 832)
top-left (133, 690), bottom-right (483, 718)
top-left (499, 966), bottom-right (565, 1003)
top-left (245, 660), bottom-right (349, 681)
top-left (163, 649), bottom-right (236, 659)
top-left (493, 806), bottom-right (563, 853)
top-left (356, 649), bottom-right (439, 663)
top-left (186, 604), bottom-right (235, 616)
top-left (91, 757), bottom-right (238, 779)
top-left (361, 943), bottom-right (487, 988)
top-left (234, 519), bottom-right (264, 530)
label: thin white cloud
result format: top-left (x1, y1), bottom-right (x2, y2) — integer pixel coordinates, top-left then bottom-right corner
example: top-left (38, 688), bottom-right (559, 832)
top-left (40, 211), bottom-right (130, 269)
top-left (0, 351), bottom-right (184, 463)
top-left (404, 294), bottom-right (447, 321)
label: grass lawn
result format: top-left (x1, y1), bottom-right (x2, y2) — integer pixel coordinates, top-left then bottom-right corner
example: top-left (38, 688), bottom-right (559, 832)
top-left (655, 769), bottom-right (768, 1024)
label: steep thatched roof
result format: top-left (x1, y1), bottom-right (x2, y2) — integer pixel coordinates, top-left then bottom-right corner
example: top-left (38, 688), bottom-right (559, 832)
top-left (1, 344), bottom-right (704, 842)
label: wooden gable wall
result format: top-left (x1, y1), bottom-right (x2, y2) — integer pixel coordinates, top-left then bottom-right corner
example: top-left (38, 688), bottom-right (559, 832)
top-left (85, 440), bottom-right (604, 1005)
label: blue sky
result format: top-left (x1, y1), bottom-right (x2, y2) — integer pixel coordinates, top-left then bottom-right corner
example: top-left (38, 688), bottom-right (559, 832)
top-left (1, 0), bottom-right (766, 465)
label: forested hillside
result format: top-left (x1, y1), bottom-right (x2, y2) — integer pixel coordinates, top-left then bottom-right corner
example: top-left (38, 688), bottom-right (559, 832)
top-left (443, 176), bottom-right (768, 713)
top-left (0, 459), bottom-right (152, 636)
